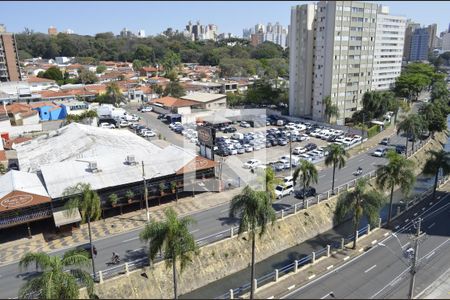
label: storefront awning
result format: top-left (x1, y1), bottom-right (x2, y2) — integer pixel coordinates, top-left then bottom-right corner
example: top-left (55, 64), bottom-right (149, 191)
top-left (52, 207), bottom-right (82, 227)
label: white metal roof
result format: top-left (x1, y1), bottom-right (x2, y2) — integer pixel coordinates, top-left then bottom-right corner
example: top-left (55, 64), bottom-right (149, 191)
top-left (0, 170), bottom-right (49, 199)
top-left (181, 92), bottom-right (226, 103)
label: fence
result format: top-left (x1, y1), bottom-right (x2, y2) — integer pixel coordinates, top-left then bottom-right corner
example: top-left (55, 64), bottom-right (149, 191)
top-left (92, 135), bottom-right (434, 286)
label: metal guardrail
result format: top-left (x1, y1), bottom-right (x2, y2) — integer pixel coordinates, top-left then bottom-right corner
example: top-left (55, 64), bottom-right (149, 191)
top-left (93, 137), bottom-right (433, 285)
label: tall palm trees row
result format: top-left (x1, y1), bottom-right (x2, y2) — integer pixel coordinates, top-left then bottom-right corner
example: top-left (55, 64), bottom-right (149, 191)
top-left (19, 145), bottom-right (450, 299)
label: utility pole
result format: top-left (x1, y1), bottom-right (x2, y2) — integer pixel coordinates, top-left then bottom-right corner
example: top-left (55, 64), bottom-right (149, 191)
top-left (408, 217), bottom-right (423, 300)
top-left (289, 128), bottom-right (293, 176)
top-left (142, 161), bottom-right (150, 223)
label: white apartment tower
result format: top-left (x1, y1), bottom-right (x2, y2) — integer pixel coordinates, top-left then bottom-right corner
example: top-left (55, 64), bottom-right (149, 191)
top-left (289, 1), bottom-right (405, 124)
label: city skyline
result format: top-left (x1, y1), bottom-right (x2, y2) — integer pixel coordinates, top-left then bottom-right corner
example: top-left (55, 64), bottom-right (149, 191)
top-left (1, 1), bottom-right (450, 37)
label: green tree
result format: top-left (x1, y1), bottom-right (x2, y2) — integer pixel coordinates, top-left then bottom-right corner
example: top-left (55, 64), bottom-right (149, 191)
top-left (64, 183), bottom-right (102, 280)
top-left (423, 150), bottom-right (450, 201)
top-left (78, 68), bottom-right (98, 84)
top-left (140, 208), bottom-right (198, 299)
top-left (419, 102), bottom-right (447, 138)
top-left (323, 95), bottom-right (340, 124)
top-left (325, 144), bottom-right (349, 193)
top-left (134, 44), bottom-right (153, 61)
top-left (0, 164), bottom-right (6, 174)
top-left (229, 186), bottom-right (276, 300)
top-left (293, 160), bottom-right (319, 206)
top-left (151, 84), bottom-right (164, 98)
top-left (163, 81), bottom-right (185, 98)
top-left (397, 114), bottom-right (425, 155)
top-left (335, 178), bottom-right (385, 249)
top-left (250, 41), bottom-right (283, 59)
top-left (376, 151), bottom-right (416, 225)
top-left (161, 50), bottom-right (181, 72)
top-left (430, 78), bottom-right (449, 102)
top-left (394, 73), bottom-right (431, 104)
top-left (105, 82), bottom-right (124, 106)
top-left (41, 66), bottom-right (63, 82)
top-left (18, 250), bottom-right (94, 299)
top-left (258, 167), bottom-right (283, 202)
top-left (132, 59), bottom-right (146, 71)
top-left (96, 65), bottom-right (106, 74)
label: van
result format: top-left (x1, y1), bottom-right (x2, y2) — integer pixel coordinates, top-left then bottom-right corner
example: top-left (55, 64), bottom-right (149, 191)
top-left (231, 132), bottom-right (244, 140)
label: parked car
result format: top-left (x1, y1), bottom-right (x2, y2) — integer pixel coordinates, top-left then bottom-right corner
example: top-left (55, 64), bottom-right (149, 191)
top-left (118, 120), bottom-right (129, 128)
top-left (99, 122), bottom-right (115, 129)
top-left (141, 107), bottom-right (153, 112)
top-left (223, 126), bottom-right (237, 133)
top-left (305, 143), bottom-right (317, 151)
top-left (142, 130), bottom-right (156, 137)
top-left (380, 137), bottom-right (390, 146)
top-left (243, 159), bottom-right (261, 169)
top-left (372, 148), bottom-right (388, 157)
top-left (274, 183), bottom-right (294, 199)
top-left (294, 187), bottom-right (317, 199)
top-left (240, 121), bottom-right (251, 128)
top-left (293, 147), bottom-right (307, 155)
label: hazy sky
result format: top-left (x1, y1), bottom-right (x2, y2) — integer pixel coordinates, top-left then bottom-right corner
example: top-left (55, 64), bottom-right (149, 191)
top-left (2, 1), bottom-right (450, 36)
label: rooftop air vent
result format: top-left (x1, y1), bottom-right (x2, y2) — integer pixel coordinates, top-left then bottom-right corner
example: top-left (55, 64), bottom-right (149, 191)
top-left (89, 161), bottom-right (99, 172)
top-left (126, 155), bottom-right (137, 165)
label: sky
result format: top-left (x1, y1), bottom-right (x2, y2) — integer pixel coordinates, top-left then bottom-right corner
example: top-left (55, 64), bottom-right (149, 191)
top-left (1, 1), bottom-right (450, 37)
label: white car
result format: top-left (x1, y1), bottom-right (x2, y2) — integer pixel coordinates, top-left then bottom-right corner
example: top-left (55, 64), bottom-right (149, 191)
top-left (142, 130), bottom-right (156, 137)
top-left (244, 144), bottom-right (253, 152)
top-left (283, 176), bottom-right (294, 184)
top-left (118, 120), bottom-right (129, 128)
top-left (372, 148), bottom-right (387, 157)
top-left (141, 107), bottom-right (153, 112)
top-left (240, 121), bottom-right (251, 128)
top-left (99, 122), bottom-right (115, 129)
top-left (297, 134), bottom-right (310, 142)
top-left (169, 122), bottom-right (182, 130)
top-left (243, 159), bottom-right (261, 169)
top-left (293, 147), bottom-right (307, 155)
top-left (274, 183), bottom-right (294, 199)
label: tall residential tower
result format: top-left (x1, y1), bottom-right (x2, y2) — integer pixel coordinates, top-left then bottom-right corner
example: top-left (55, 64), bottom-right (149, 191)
top-left (289, 1), bottom-right (405, 124)
top-left (0, 26), bottom-right (22, 82)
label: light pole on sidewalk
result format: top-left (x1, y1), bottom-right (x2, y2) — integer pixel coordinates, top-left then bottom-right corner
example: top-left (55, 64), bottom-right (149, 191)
top-left (408, 218), bottom-right (424, 300)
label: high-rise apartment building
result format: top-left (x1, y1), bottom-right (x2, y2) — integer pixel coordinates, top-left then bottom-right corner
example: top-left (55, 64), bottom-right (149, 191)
top-left (289, 1), bottom-right (405, 124)
top-left (442, 32), bottom-right (450, 52)
top-left (409, 28), bottom-right (429, 61)
top-left (48, 26), bottom-right (57, 36)
top-left (0, 28), bottom-right (22, 82)
top-left (372, 6), bottom-right (406, 90)
top-left (185, 21), bottom-right (218, 41)
top-left (403, 20), bottom-right (420, 60)
top-left (244, 22), bottom-right (288, 48)
top-left (427, 24), bottom-right (437, 50)
top-left (137, 29), bottom-right (146, 38)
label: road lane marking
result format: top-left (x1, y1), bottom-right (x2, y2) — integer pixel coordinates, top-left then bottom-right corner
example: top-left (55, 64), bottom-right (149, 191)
top-left (364, 264), bottom-right (377, 273)
top-left (326, 265), bottom-right (334, 270)
top-left (122, 237), bottom-right (139, 243)
top-left (319, 174), bottom-right (326, 178)
top-left (287, 285), bottom-right (295, 290)
top-left (358, 158), bottom-right (365, 162)
top-left (401, 242), bottom-right (410, 249)
top-left (343, 256), bottom-right (350, 261)
top-left (384, 232), bottom-right (389, 237)
top-left (424, 251), bottom-right (435, 260)
top-left (395, 225), bottom-right (400, 229)
top-left (308, 274), bottom-right (316, 279)
top-left (427, 222), bottom-right (435, 229)
top-left (189, 229), bottom-right (199, 234)
top-left (422, 207), bottom-right (426, 211)
top-left (358, 248), bottom-right (364, 252)
top-left (371, 240), bottom-right (377, 245)
top-left (405, 219), bottom-right (409, 223)
top-left (130, 248), bottom-right (142, 253)
top-left (320, 292), bottom-right (334, 299)
top-left (220, 208), bottom-right (229, 213)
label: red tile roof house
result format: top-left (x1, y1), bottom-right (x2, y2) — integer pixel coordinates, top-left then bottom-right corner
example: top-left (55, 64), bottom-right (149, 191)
top-left (26, 77), bottom-right (58, 92)
top-left (150, 96), bottom-right (199, 115)
top-left (139, 66), bottom-right (164, 78)
top-left (2, 137), bottom-right (32, 150)
top-left (4, 103), bottom-right (40, 126)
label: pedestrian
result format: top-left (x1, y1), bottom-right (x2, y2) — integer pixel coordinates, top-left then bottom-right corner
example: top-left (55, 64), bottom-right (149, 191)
top-left (93, 246), bottom-right (97, 257)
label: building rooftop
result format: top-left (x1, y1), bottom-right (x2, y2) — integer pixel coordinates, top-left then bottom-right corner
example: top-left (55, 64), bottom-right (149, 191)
top-left (181, 92), bottom-right (227, 103)
top-left (0, 170), bottom-right (49, 199)
top-left (151, 96), bottom-right (198, 108)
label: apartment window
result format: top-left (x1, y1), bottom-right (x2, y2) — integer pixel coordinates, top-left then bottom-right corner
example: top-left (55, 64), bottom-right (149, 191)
top-left (350, 36), bottom-right (362, 41)
top-left (351, 7), bottom-right (365, 13)
top-left (351, 27), bottom-right (363, 32)
top-left (351, 17), bottom-right (364, 22)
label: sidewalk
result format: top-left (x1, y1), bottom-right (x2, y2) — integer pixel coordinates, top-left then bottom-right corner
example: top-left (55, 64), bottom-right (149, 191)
top-left (0, 187), bottom-right (242, 266)
top-left (421, 267), bottom-right (450, 299)
top-left (254, 227), bottom-right (392, 299)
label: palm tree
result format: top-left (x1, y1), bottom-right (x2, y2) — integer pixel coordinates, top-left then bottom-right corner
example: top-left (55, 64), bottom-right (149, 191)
top-left (64, 183), bottom-right (102, 281)
top-left (324, 95), bottom-right (340, 124)
top-left (105, 82), bottom-right (123, 106)
top-left (258, 168), bottom-right (282, 202)
top-left (325, 144), bottom-right (349, 194)
top-left (293, 160), bottom-right (318, 206)
top-left (229, 186), bottom-right (276, 300)
top-left (18, 250), bottom-right (94, 299)
top-left (376, 150), bottom-right (416, 225)
top-left (335, 178), bottom-right (385, 249)
top-left (140, 208), bottom-right (198, 299)
top-left (423, 150), bottom-right (450, 201)
top-left (397, 114), bottom-right (425, 156)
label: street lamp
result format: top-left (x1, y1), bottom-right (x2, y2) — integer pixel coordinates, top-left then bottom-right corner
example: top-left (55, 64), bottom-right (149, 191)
top-left (142, 160), bottom-right (161, 223)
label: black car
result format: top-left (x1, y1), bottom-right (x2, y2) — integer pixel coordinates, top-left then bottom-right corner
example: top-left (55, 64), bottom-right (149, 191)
top-left (157, 114), bottom-right (166, 120)
top-left (294, 187), bottom-right (317, 199)
top-left (396, 145), bottom-right (407, 154)
top-left (215, 148), bottom-right (230, 156)
top-left (223, 126), bottom-right (237, 133)
top-left (305, 143), bottom-right (317, 151)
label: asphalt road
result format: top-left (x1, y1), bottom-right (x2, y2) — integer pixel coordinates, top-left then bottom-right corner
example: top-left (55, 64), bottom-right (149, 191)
top-left (0, 110), bottom-right (429, 298)
top-left (282, 194), bottom-right (450, 299)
